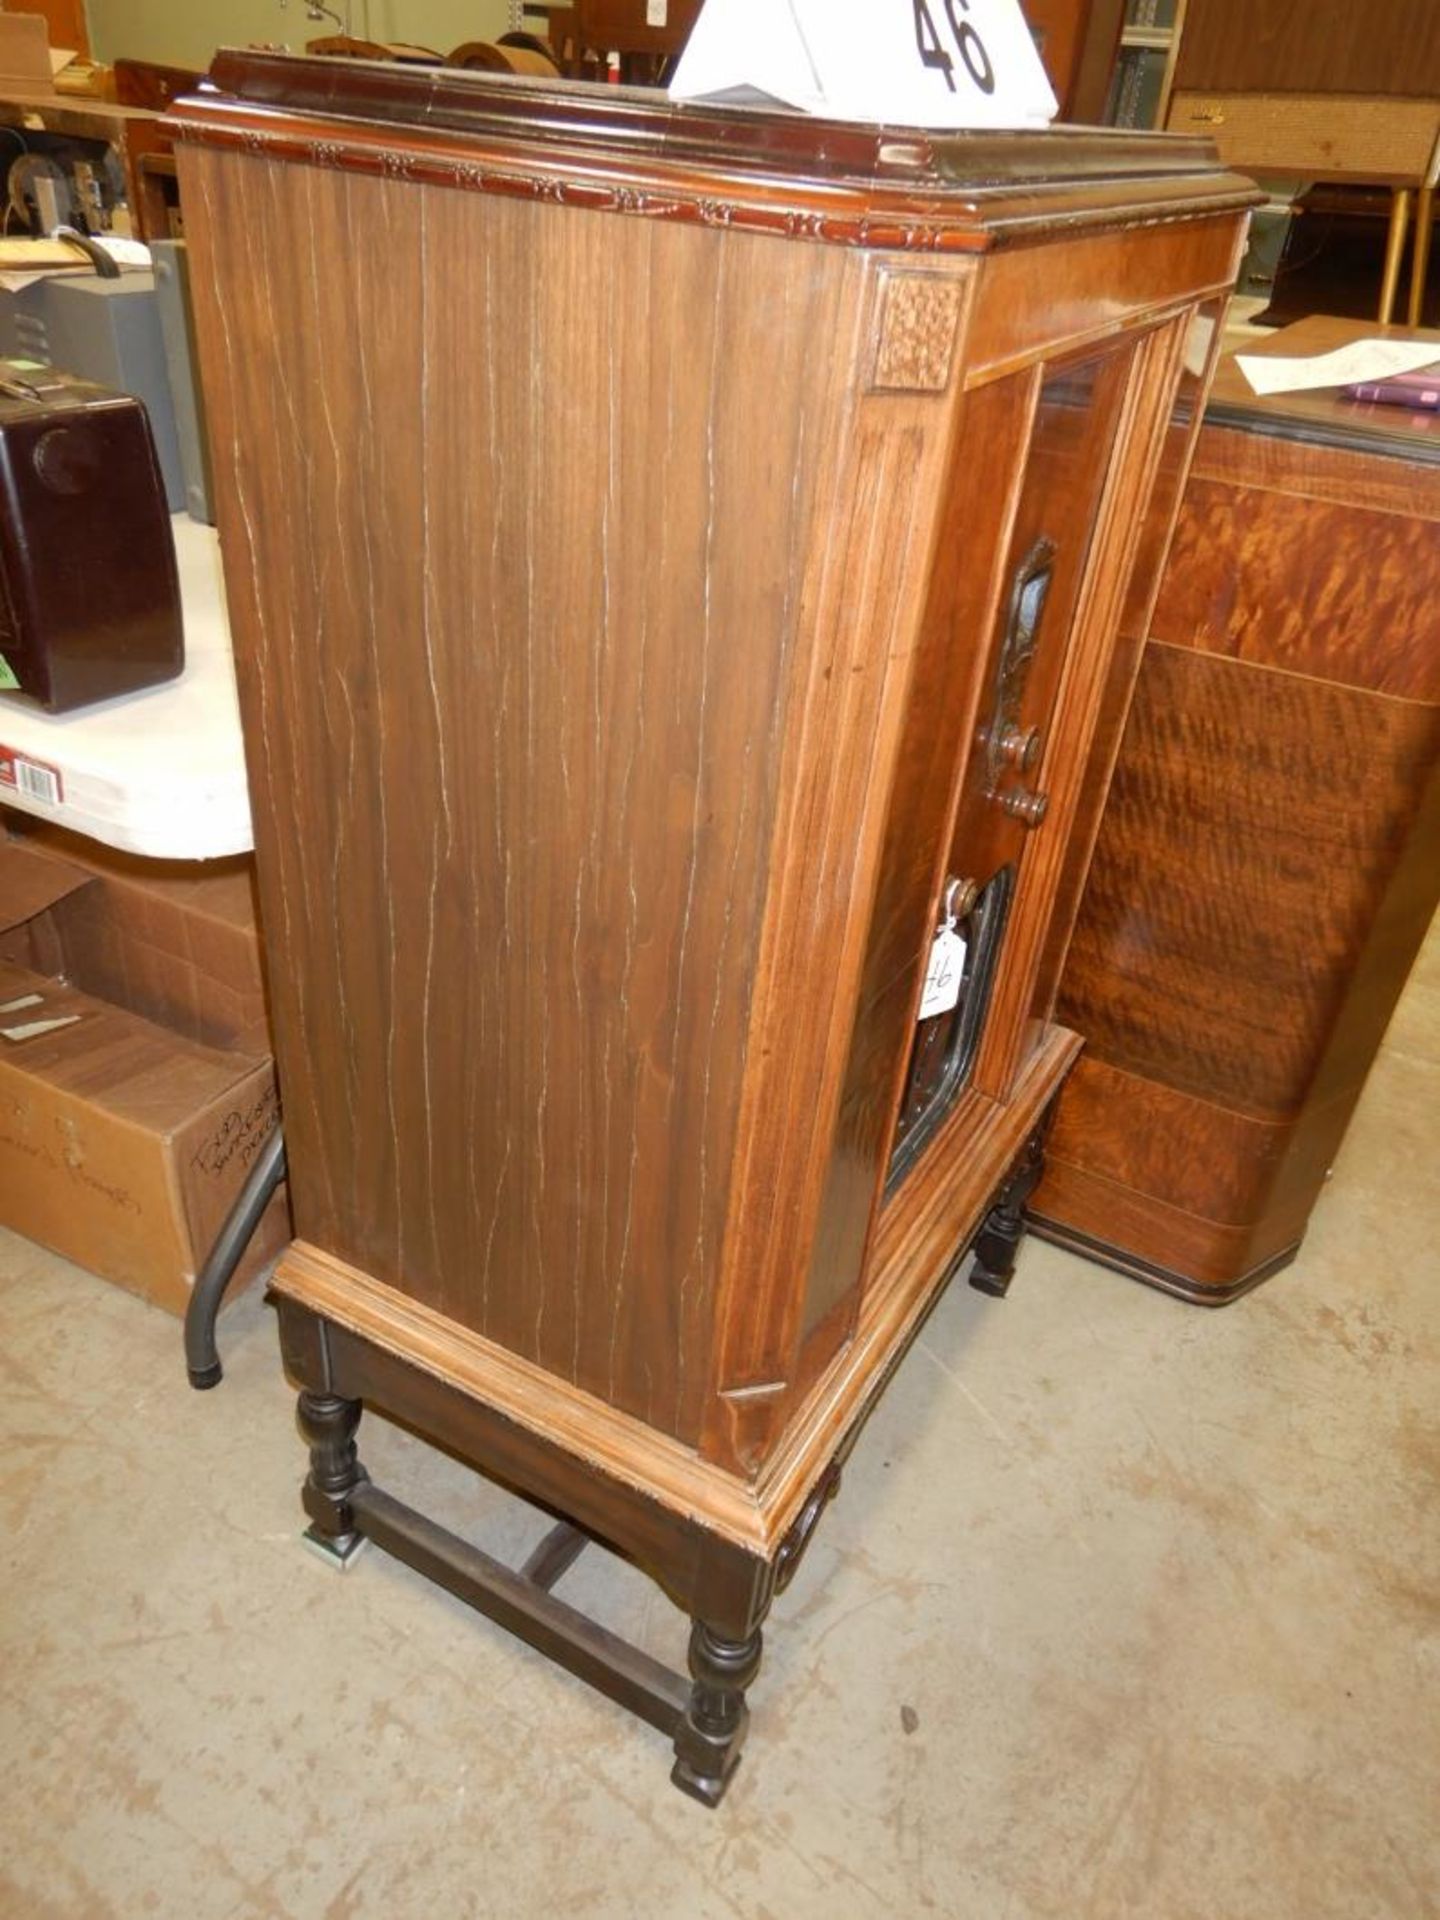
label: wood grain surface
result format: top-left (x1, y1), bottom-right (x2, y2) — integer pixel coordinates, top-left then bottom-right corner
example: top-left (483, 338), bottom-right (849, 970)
top-left (791, 367), bottom-right (1037, 1381)
top-left (1193, 421), bottom-right (1440, 517)
top-left (183, 145), bottom-right (868, 1443)
top-left (960, 216), bottom-right (1243, 387)
top-left (1030, 1154), bottom-right (1304, 1299)
top-left (269, 1027), bottom-right (1080, 1560)
top-left (795, 317), bottom-right (1192, 1390)
top-left (1031, 304), bottom-right (1225, 1030)
top-left (1156, 480), bottom-right (1440, 701)
top-left (973, 338), bottom-right (1143, 1092)
top-left (1202, 315), bottom-right (1440, 474)
top-left (1172, 0), bottom-right (1440, 99)
top-left (1045, 1053), bottom-right (1348, 1224)
top-left (695, 274), bottom-right (971, 1473)
top-left (1057, 643), bottom-right (1440, 1116)
top-left (796, 314), bottom-right (1215, 1402)
top-left (1038, 367), bottom-right (1440, 1299)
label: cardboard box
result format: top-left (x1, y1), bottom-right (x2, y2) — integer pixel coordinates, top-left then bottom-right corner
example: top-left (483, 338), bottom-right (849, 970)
top-left (0, 833), bottom-right (287, 1314)
top-left (1, 820), bottom-right (272, 1054)
top-left (0, 14), bottom-right (59, 96)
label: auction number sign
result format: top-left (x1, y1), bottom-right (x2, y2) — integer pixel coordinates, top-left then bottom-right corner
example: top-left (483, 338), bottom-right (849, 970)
top-left (671, 0), bottom-right (1057, 128)
top-left (913, 0), bottom-right (996, 98)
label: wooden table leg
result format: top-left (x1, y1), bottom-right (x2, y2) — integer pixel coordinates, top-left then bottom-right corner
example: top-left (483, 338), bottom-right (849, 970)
top-left (1380, 187), bottom-right (1414, 324)
top-left (1410, 185), bottom-right (1435, 328)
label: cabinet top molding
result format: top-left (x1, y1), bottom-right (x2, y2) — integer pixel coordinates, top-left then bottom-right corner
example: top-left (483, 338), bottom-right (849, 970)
top-left (168, 51), bottom-right (1258, 253)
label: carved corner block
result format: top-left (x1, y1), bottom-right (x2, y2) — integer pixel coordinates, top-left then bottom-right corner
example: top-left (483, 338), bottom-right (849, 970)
top-left (870, 271), bottom-right (967, 394)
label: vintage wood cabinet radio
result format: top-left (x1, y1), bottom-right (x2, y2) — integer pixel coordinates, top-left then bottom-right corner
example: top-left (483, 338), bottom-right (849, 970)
top-left (1033, 317), bottom-right (1440, 1303)
top-left (172, 55), bottom-right (1252, 1802)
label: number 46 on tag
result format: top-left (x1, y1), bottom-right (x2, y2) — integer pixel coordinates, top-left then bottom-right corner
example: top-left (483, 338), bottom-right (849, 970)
top-left (671, 0), bottom-right (1056, 130)
top-left (912, 0), bottom-right (997, 100)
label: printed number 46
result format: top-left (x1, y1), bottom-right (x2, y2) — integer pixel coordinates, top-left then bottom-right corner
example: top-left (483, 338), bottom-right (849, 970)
top-left (913, 0), bottom-right (996, 95)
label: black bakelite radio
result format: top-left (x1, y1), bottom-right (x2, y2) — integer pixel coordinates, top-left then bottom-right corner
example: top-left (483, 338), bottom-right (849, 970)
top-left (0, 362), bottom-right (182, 712)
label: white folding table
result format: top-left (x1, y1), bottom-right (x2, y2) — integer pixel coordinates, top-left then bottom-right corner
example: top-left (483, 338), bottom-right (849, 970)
top-left (0, 516), bottom-right (254, 858)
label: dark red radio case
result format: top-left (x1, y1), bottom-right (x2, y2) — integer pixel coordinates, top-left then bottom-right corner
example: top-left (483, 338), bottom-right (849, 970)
top-left (0, 362), bottom-right (183, 712)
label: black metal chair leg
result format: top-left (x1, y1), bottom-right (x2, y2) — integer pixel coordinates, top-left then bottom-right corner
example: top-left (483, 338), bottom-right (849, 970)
top-left (184, 1125), bottom-right (287, 1389)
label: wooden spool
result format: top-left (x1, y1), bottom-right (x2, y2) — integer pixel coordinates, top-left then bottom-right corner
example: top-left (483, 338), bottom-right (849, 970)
top-left (446, 38), bottom-right (561, 79)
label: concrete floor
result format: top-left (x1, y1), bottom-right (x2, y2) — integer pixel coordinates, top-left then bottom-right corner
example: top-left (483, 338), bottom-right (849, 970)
top-left (2, 920), bottom-right (1437, 1920)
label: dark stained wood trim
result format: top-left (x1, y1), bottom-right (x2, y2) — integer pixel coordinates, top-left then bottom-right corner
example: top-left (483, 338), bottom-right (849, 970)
top-left (1200, 316), bottom-right (1440, 481)
top-left (1204, 399), bottom-right (1440, 467)
top-left (1190, 424), bottom-right (1440, 521)
top-left (167, 51), bottom-right (1259, 253)
top-left (1027, 1209), bottom-right (1302, 1306)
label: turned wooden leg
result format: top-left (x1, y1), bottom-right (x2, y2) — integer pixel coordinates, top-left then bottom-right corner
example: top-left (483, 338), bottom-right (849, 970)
top-left (670, 1621), bottom-right (764, 1807)
top-left (970, 1123), bottom-right (1048, 1298)
top-left (296, 1389), bottom-right (369, 1568)
top-left (1410, 183), bottom-right (1436, 328)
top-left (1379, 187), bottom-right (1413, 325)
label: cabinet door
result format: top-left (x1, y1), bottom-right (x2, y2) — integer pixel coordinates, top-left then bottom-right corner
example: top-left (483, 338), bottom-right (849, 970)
top-left (793, 330), bottom-right (1151, 1369)
top-left (792, 315), bottom-right (1194, 1383)
top-left (889, 339), bottom-right (1138, 1179)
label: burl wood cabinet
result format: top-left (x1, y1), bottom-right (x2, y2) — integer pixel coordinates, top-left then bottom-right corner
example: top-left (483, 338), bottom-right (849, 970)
top-left (1033, 316), bottom-right (1440, 1304)
top-left (172, 53), bottom-right (1251, 1802)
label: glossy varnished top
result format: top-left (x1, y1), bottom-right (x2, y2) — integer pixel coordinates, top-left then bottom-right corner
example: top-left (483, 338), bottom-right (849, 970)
top-left (1207, 314), bottom-right (1440, 464)
top-left (168, 49), bottom-right (1258, 252)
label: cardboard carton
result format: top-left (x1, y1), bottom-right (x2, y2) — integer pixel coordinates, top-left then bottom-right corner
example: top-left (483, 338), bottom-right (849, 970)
top-left (0, 14), bottom-right (59, 96)
top-left (0, 820), bottom-right (271, 1053)
top-left (0, 832), bottom-right (287, 1313)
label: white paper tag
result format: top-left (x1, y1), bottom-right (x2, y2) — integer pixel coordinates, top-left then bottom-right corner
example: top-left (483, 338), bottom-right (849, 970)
top-left (1, 1014), bottom-right (82, 1043)
top-left (1183, 310), bottom-right (1216, 380)
top-left (919, 926), bottom-right (967, 1020)
top-left (671, 0), bottom-right (1056, 129)
top-left (647, 0), bottom-right (668, 24)
top-left (1235, 338), bottom-right (1440, 397)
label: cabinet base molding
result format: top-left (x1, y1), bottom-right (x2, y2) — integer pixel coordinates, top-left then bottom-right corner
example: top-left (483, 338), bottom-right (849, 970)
top-left (1026, 1208), bottom-right (1302, 1307)
top-left (273, 1026), bottom-right (1082, 1561)
top-left (278, 1300), bottom-right (816, 1806)
top-left (274, 1077), bottom-right (1069, 1804)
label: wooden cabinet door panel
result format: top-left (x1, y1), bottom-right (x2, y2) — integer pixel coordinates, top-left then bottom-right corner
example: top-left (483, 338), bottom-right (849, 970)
top-left (891, 340), bottom-right (1137, 1167)
top-left (793, 334), bottom-right (1144, 1373)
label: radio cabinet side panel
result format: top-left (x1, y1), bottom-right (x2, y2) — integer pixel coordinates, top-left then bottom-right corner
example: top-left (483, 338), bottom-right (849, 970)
top-left (1041, 624), bottom-right (1440, 1295)
top-left (180, 137), bottom-right (866, 1447)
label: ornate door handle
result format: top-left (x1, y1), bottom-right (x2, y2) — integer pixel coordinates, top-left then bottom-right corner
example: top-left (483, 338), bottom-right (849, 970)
top-left (982, 536), bottom-right (1054, 821)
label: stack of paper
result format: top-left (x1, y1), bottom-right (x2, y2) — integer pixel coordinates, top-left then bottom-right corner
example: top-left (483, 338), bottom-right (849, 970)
top-left (1235, 337), bottom-right (1440, 397)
